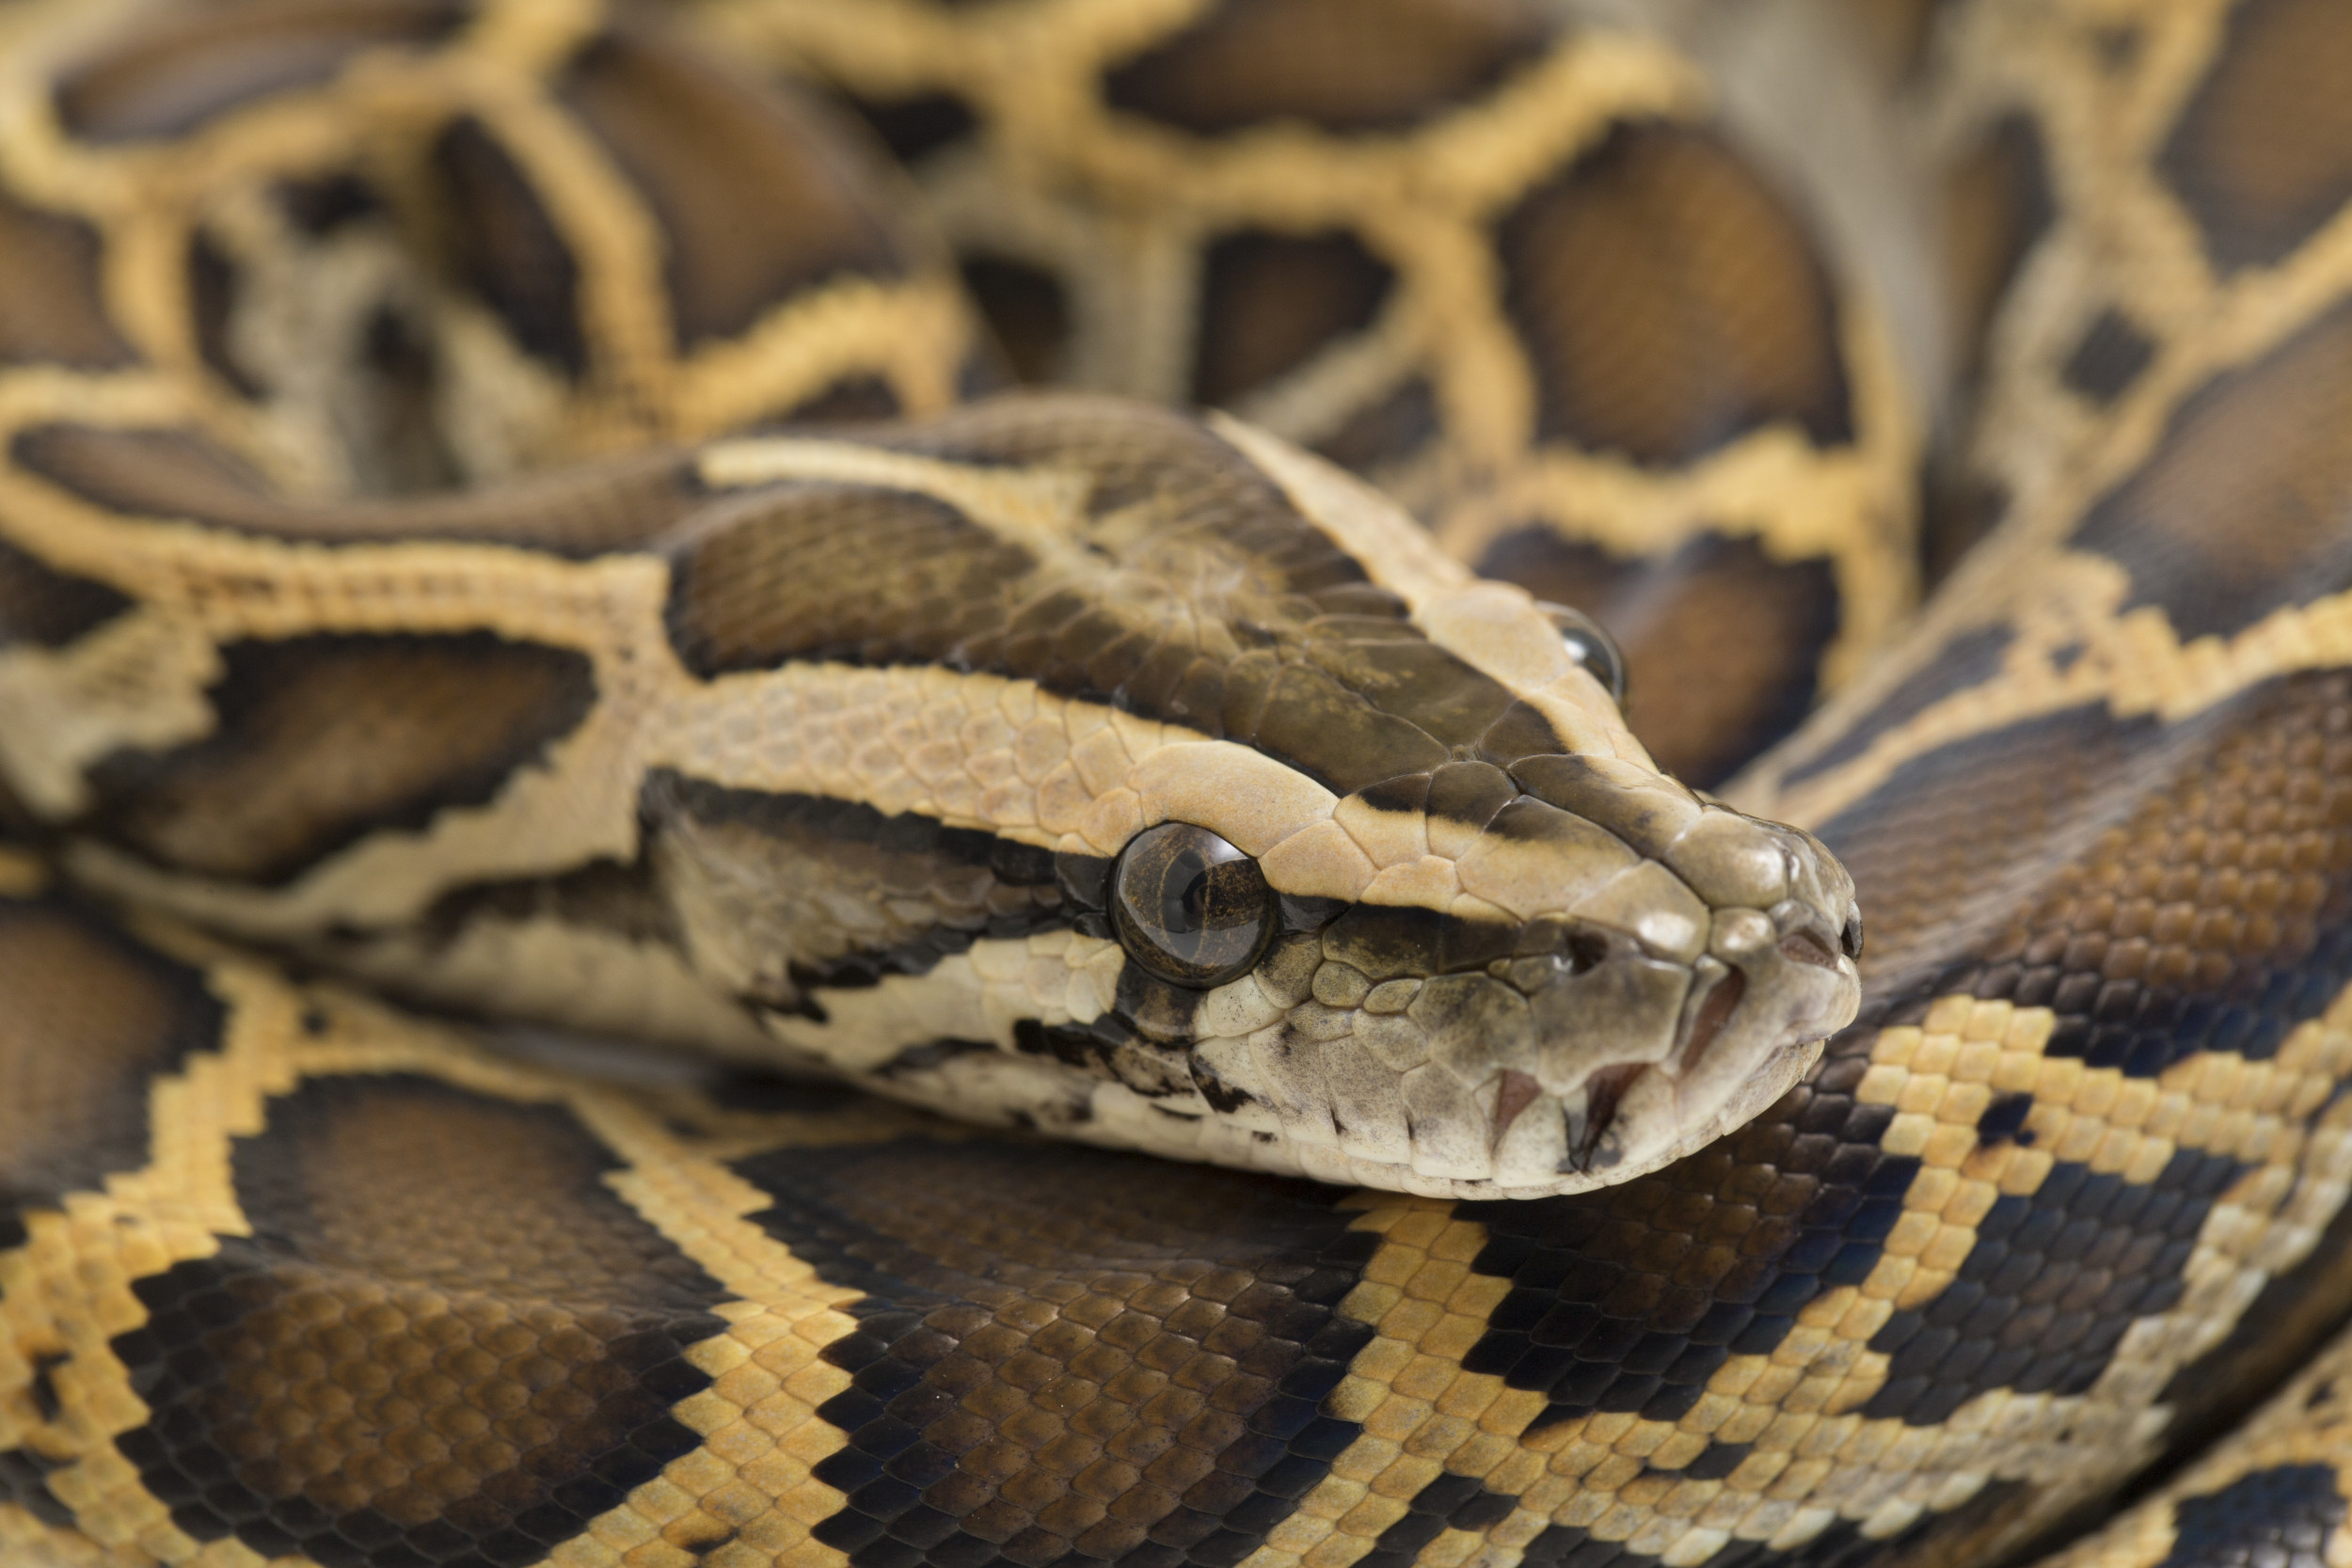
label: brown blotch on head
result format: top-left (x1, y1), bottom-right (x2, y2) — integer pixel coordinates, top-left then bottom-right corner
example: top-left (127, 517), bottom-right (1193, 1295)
top-left (1475, 529), bottom-right (1836, 787)
top-left (560, 29), bottom-right (913, 351)
top-left (111, 1077), bottom-right (727, 1563)
top-left (677, 397), bottom-right (1560, 792)
top-left (52, 0), bottom-right (465, 142)
top-left (1103, 0), bottom-right (1555, 135)
top-left (2069, 297), bottom-right (2352, 641)
top-left (1943, 114), bottom-right (2054, 383)
top-left (0, 539), bottom-right (132, 651)
top-left (666, 484), bottom-right (1036, 676)
top-left (1498, 122), bottom-right (1852, 465)
top-left (2161, 0), bottom-right (2352, 273)
top-left (84, 632), bottom-right (597, 885)
top-left (1191, 230), bottom-right (1395, 407)
top-left (0, 194), bottom-right (133, 369)
top-left (10, 422), bottom-right (707, 556)
top-left (729, 1138), bottom-right (1379, 1562)
top-left (0, 899), bottom-right (222, 1212)
top-left (431, 117), bottom-right (587, 377)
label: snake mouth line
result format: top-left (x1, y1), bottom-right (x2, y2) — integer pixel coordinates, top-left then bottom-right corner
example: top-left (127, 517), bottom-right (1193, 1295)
top-left (1486, 1059), bottom-right (1660, 1175)
top-left (1486, 942), bottom-right (1806, 1176)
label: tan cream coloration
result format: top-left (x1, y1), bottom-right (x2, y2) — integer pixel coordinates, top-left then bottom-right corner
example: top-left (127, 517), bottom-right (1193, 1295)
top-left (18, 3), bottom-right (2352, 1568)
top-left (0, 0), bottom-right (1862, 1199)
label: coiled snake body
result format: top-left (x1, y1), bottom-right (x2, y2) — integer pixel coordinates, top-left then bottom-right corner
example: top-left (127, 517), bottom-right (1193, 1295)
top-left (5, 2), bottom-right (2352, 1567)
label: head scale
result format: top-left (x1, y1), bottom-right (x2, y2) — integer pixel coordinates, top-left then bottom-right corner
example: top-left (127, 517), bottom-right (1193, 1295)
top-left (653, 394), bottom-right (1862, 1196)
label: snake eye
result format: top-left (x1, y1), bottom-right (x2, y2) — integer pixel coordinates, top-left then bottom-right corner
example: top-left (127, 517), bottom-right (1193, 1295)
top-left (1535, 601), bottom-right (1628, 705)
top-left (1111, 822), bottom-right (1277, 988)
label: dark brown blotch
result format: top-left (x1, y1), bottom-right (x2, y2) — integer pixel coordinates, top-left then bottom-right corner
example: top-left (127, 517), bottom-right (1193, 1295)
top-left (276, 172), bottom-right (381, 236)
top-left (0, 896), bottom-right (223, 1213)
top-left (53, 0), bottom-right (465, 142)
top-left (961, 256), bottom-right (1073, 386)
top-left (2060, 307), bottom-right (2157, 404)
top-left (2068, 296), bottom-right (2352, 641)
top-left (2160, 0), bottom-right (2352, 272)
top-left (1822, 672), bottom-right (2352, 1086)
top-left (1497, 121), bottom-right (1851, 465)
top-left (674, 398), bottom-right (1558, 793)
top-left (420, 856), bottom-right (683, 952)
top-left (1103, 0), bottom-right (1555, 135)
top-left (1779, 622), bottom-right (2013, 790)
top-left (1942, 115), bottom-right (2054, 385)
top-left (431, 117), bottom-right (587, 377)
top-left (187, 230), bottom-right (260, 399)
top-left (110, 1077), bottom-right (727, 1565)
top-left (666, 484), bottom-right (1033, 676)
top-left (0, 194), bottom-right (133, 369)
top-left (728, 1138), bottom-right (1378, 1564)
top-left (1311, 375), bottom-right (1442, 475)
top-left (779, 375), bottom-right (902, 425)
top-left (1475, 529), bottom-right (1837, 787)
top-left (1191, 230), bottom-right (1395, 407)
top-left (84, 632), bottom-right (597, 885)
top-left (560, 29), bottom-right (911, 352)
top-left (843, 90), bottom-right (980, 165)
top-left (0, 539), bottom-right (133, 650)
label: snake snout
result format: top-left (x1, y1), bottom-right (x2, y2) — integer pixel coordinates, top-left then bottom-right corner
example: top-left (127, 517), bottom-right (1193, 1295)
top-left (1653, 808), bottom-right (1863, 1147)
top-left (1492, 807), bottom-right (1864, 1188)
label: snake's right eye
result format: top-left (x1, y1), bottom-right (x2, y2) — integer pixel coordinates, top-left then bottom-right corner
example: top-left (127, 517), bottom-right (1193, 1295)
top-left (1111, 822), bottom-right (1277, 989)
top-left (1536, 601), bottom-right (1629, 705)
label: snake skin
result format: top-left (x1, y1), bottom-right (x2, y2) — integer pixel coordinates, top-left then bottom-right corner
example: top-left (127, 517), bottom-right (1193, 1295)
top-left (0, 0), bottom-right (1872, 1198)
top-left (10, 0), bottom-right (2352, 1567)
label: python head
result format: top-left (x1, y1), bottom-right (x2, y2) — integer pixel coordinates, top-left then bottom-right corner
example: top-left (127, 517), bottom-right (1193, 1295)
top-left (37, 392), bottom-right (1861, 1200)
top-left (632, 396), bottom-right (1863, 1198)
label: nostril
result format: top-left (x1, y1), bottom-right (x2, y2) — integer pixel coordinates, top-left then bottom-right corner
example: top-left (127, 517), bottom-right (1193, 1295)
top-left (1780, 930), bottom-right (1840, 970)
top-left (1565, 931), bottom-right (1610, 974)
top-left (1840, 911), bottom-right (1865, 960)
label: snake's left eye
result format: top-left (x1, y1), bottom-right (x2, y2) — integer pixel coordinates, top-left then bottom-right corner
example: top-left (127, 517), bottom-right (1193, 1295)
top-left (1537, 601), bottom-right (1628, 705)
top-left (1111, 822), bottom-right (1277, 989)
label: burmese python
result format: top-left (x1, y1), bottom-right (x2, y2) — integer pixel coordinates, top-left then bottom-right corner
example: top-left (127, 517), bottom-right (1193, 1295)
top-left (5, 1), bottom-right (2352, 1566)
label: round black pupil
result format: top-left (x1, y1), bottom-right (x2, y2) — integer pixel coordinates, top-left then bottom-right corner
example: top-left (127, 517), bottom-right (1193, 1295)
top-left (1163, 852), bottom-right (1244, 933)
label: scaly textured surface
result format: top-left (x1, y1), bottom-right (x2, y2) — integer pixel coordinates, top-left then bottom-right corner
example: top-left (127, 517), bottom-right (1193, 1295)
top-left (8, 1), bottom-right (2352, 1566)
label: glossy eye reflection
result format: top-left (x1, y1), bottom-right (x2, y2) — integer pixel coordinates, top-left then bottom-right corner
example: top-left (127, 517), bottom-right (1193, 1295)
top-left (1111, 822), bottom-right (1278, 988)
top-left (1535, 601), bottom-right (1629, 705)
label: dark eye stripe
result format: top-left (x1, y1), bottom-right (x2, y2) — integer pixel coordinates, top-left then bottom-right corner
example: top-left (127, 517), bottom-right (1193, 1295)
top-left (421, 771), bottom-right (1109, 1015)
